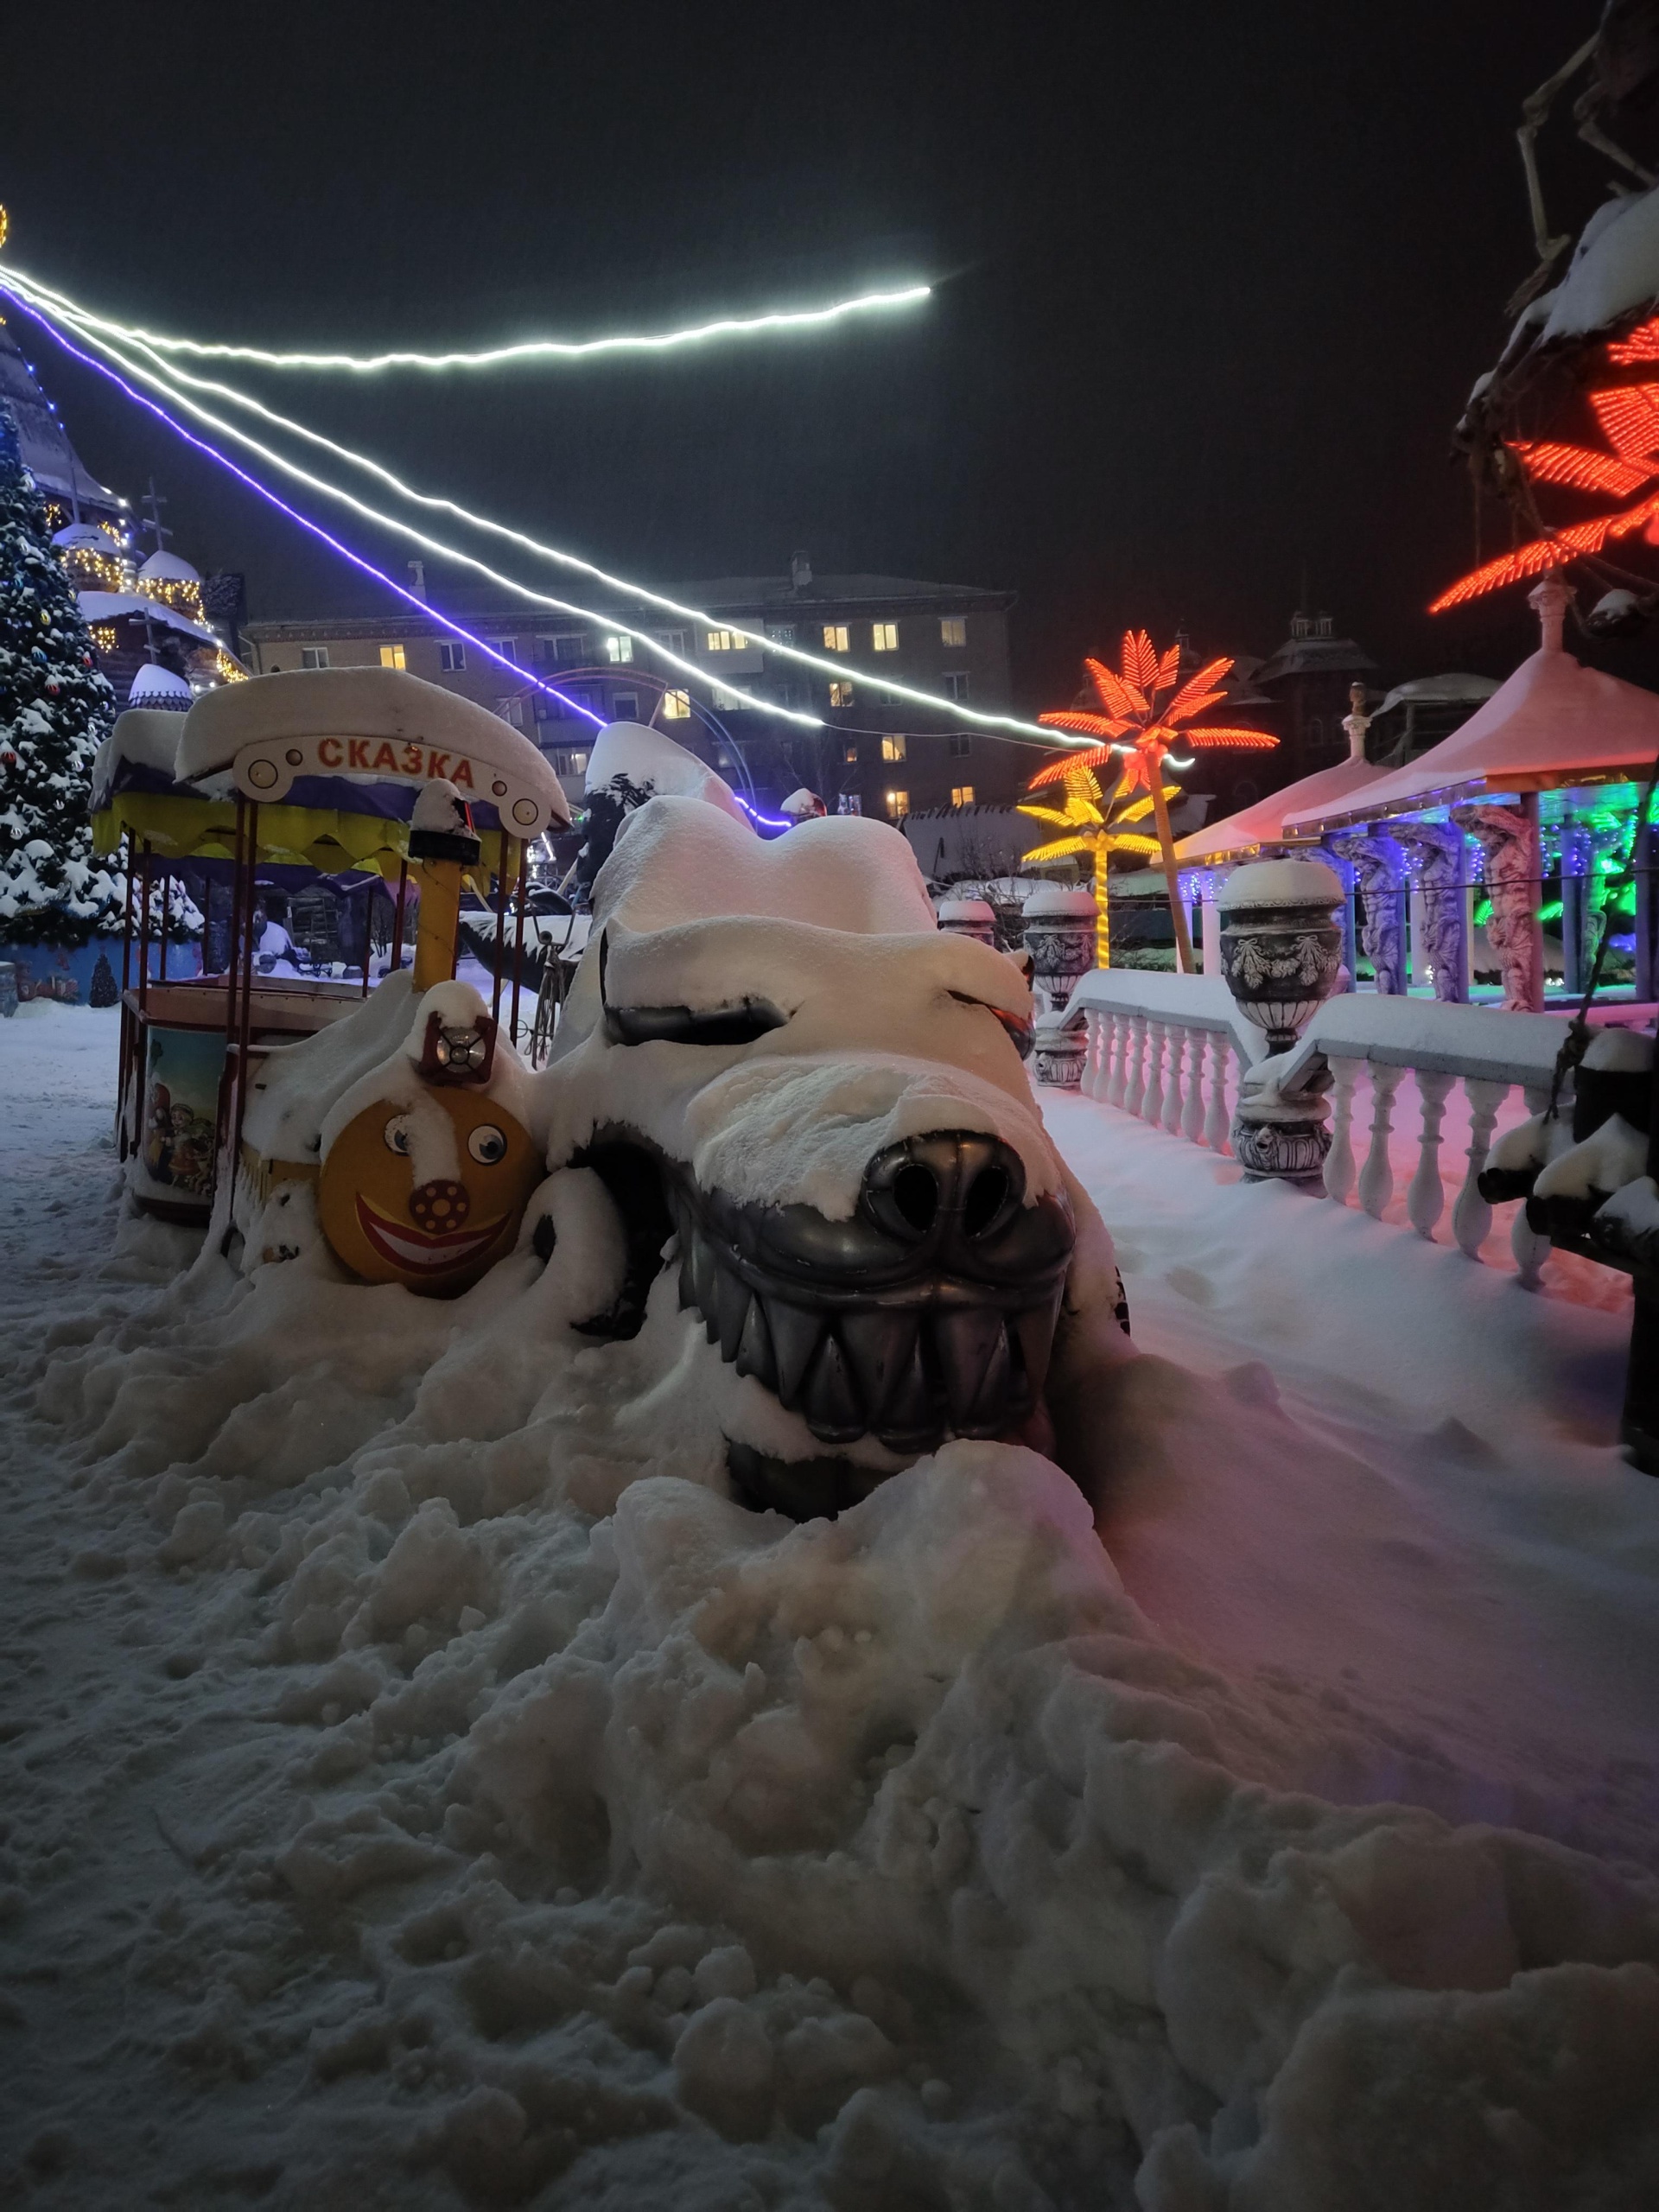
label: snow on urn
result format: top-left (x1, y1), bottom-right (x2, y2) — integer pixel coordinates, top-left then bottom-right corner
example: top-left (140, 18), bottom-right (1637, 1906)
top-left (1020, 885), bottom-right (1096, 1015)
top-left (1218, 857), bottom-right (1344, 1185)
top-left (936, 896), bottom-right (997, 947)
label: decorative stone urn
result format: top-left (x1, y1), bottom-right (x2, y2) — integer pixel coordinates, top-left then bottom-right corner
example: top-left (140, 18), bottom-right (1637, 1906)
top-left (1217, 858), bottom-right (1344, 1186)
top-left (1021, 886), bottom-right (1096, 1018)
top-left (936, 896), bottom-right (997, 947)
top-left (1033, 1014), bottom-right (1087, 1090)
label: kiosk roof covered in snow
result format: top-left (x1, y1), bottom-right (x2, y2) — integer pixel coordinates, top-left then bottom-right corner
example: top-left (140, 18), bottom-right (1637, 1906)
top-left (1289, 582), bottom-right (1659, 834)
top-left (176, 666), bottom-right (572, 836)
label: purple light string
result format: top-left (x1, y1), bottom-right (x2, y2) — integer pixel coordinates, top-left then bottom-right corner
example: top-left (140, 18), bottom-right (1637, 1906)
top-left (2, 285), bottom-right (607, 730)
top-left (733, 792), bottom-right (796, 832)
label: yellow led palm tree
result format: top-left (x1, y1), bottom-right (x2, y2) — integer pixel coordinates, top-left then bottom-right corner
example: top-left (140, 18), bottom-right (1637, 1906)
top-left (1036, 631), bottom-right (1276, 972)
top-left (1019, 760), bottom-right (1166, 967)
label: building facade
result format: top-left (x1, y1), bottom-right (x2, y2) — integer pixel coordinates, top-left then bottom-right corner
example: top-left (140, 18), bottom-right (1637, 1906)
top-left (243, 556), bottom-right (1020, 819)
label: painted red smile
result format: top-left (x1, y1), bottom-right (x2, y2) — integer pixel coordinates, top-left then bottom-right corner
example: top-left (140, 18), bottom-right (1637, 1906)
top-left (355, 1194), bottom-right (511, 1274)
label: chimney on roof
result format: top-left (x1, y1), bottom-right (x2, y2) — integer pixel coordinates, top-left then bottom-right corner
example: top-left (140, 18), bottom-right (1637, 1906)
top-left (790, 550), bottom-right (813, 594)
top-left (1529, 569), bottom-right (1570, 652)
top-left (1342, 680), bottom-right (1370, 764)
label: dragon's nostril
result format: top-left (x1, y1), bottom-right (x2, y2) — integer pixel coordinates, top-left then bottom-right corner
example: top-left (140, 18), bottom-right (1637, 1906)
top-left (963, 1165), bottom-right (1012, 1238)
top-left (892, 1163), bottom-right (939, 1234)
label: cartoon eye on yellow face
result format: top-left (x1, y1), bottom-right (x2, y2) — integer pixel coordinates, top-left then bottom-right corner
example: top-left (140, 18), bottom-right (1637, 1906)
top-left (318, 1089), bottom-right (541, 1294)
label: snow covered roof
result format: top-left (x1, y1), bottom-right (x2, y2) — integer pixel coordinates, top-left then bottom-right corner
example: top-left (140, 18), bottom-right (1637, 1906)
top-left (137, 550), bottom-right (201, 585)
top-left (1288, 594), bottom-right (1659, 833)
top-left (128, 664), bottom-right (194, 709)
top-left (53, 521), bottom-right (116, 552)
top-left (90, 707), bottom-right (188, 811)
top-left (0, 321), bottom-right (120, 517)
top-left (1254, 632), bottom-right (1378, 686)
top-left (1174, 754), bottom-right (1387, 867)
top-left (176, 666), bottom-right (571, 831)
top-left (77, 589), bottom-right (219, 646)
top-left (1376, 671), bottom-right (1500, 716)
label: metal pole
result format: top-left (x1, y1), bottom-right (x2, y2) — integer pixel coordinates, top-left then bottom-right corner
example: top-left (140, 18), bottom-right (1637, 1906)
top-left (491, 836), bottom-right (508, 1025)
top-left (219, 798), bottom-right (247, 1153)
top-left (390, 857), bottom-right (409, 977)
top-left (360, 880), bottom-right (372, 996)
top-left (509, 839), bottom-right (529, 1046)
top-left (233, 802), bottom-right (260, 1170)
top-left (136, 841), bottom-right (153, 1012)
top-left (158, 864), bottom-right (171, 982)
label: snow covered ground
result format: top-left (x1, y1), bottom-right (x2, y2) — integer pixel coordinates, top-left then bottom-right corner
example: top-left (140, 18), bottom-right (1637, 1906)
top-left (3, 1002), bottom-right (1657, 2210)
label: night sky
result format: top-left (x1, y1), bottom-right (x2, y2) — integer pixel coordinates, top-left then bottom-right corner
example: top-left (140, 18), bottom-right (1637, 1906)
top-left (0, 3), bottom-right (1630, 705)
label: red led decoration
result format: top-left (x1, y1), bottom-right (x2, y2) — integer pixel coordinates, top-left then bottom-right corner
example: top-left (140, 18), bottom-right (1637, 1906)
top-left (1433, 323), bottom-right (1659, 612)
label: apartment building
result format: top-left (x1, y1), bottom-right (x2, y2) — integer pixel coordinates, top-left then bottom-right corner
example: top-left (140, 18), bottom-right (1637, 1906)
top-left (242, 554), bottom-right (1024, 819)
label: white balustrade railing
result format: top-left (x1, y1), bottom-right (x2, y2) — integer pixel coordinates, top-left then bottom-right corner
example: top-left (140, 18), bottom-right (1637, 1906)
top-left (1067, 969), bottom-right (1604, 1273)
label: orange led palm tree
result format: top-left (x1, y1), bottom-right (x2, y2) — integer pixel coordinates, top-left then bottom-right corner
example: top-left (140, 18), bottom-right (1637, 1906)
top-left (1036, 631), bottom-right (1276, 972)
top-left (1432, 315), bottom-right (1659, 611)
top-left (1019, 760), bottom-right (1166, 968)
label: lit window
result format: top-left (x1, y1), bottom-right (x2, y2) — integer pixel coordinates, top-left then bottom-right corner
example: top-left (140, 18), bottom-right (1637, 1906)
top-left (488, 638), bottom-right (518, 664)
top-left (301, 645), bottom-right (329, 670)
top-left (766, 623), bottom-right (797, 645)
top-left (823, 625), bottom-right (849, 652)
top-left (378, 643), bottom-right (405, 670)
top-left (612, 693), bottom-right (639, 721)
top-left (842, 741), bottom-right (859, 764)
top-left (604, 634), bottom-right (634, 663)
top-left (706, 628), bottom-right (739, 652)
top-left (950, 784), bottom-right (976, 808)
top-left (948, 732), bottom-right (971, 758)
top-left (944, 671), bottom-right (969, 701)
top-left (940, 616), bottom-right (967, 647)
top-left (829, 680), bottom-right (855, 708)
top-left (663, 690), bottom-right (691, 720)
top-left (439, 640), bottom-right (466, 672)
top-left (872, 622), bottom-right (898, 652)
top-left (884, 789), bottom-right (909, 819)
top-left (881, 734), bottom-right (906, 762)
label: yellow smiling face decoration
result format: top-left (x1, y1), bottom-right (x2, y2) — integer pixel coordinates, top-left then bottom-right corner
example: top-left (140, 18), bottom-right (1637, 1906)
top-left (316, 987), bottom-right (542, 1294)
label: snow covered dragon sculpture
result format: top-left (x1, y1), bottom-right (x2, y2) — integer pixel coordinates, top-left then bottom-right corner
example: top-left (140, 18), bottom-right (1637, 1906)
top-left (535, 728), bottom-right (1132, 1519)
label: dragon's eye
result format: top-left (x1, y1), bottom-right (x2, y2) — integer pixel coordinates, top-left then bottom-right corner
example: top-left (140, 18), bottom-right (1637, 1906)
top-left (384, 1115), bottom-right (413, 1154)
top-left (949, 992), bottom-right (1034, 1060)
top-left (467, 1123), bottom-right (508, 1164)
top-left (604, 997), bottom-right (789, 1047)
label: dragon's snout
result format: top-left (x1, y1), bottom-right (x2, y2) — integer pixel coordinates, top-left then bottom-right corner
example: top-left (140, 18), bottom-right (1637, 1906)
top-left (671, 1129), bottom-right (1075, 1461)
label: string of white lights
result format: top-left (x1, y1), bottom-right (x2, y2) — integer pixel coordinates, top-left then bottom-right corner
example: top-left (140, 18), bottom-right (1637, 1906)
top-left (2, 267), bottom-right (1084, 751)
top-left (3, 264), bottom-right (931, 372)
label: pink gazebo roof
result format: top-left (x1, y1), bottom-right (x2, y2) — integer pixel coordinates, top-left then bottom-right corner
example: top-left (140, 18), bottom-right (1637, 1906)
top-left (1174, 753), bottom-right (1386, 866)
top-left (1288, 581), bottom-right (1659, 835)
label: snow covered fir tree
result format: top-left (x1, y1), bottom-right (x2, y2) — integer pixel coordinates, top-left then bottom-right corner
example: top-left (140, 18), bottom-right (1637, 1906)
top-left (0, 402), bottom-right (118, 950)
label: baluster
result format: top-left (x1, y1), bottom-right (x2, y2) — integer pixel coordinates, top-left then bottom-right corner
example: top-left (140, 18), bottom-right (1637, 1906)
top-left (1123, 1014), bottom-right (1148, 1116)
top-left (1105, 1010), bottom-right (1128, 1106)
top-left (1181, 1027), bottom-right (1206, 1143)
top-left (1090, 1011), bottom-right (1112, 1099)
top-left (1103, 1010), bottom-right (1124, 1106)
top-left (1142, 1020), bottom-right (1166, 1127)
top-left (1161, 1025), bottom-right (1185, 1134)
top-left (1323, 1055), bottom-right (1362, 1204)
top-left (1080, 1011), bottom-right (1102, 1097)
top-left (1452, 1077), bottom-right (1509, 1259)
top-left (1406, 1066), bottom-right (1457, 1238)
top-left (1204, 1031), bottom-right (1231, 1154)
top-left (1357, 1063), bottom-right (1406, 1219)
top-left (1511, 1078), bottom-right (1554, 1287)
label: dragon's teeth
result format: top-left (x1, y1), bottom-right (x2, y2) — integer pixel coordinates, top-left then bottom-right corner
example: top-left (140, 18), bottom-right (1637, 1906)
top-left (734, 1294), bottom-right (775, 1389)
top-left (803, 1331), bottom-right (863, 1443)
top-left (764, 1299), bottom-right (824, 1412)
